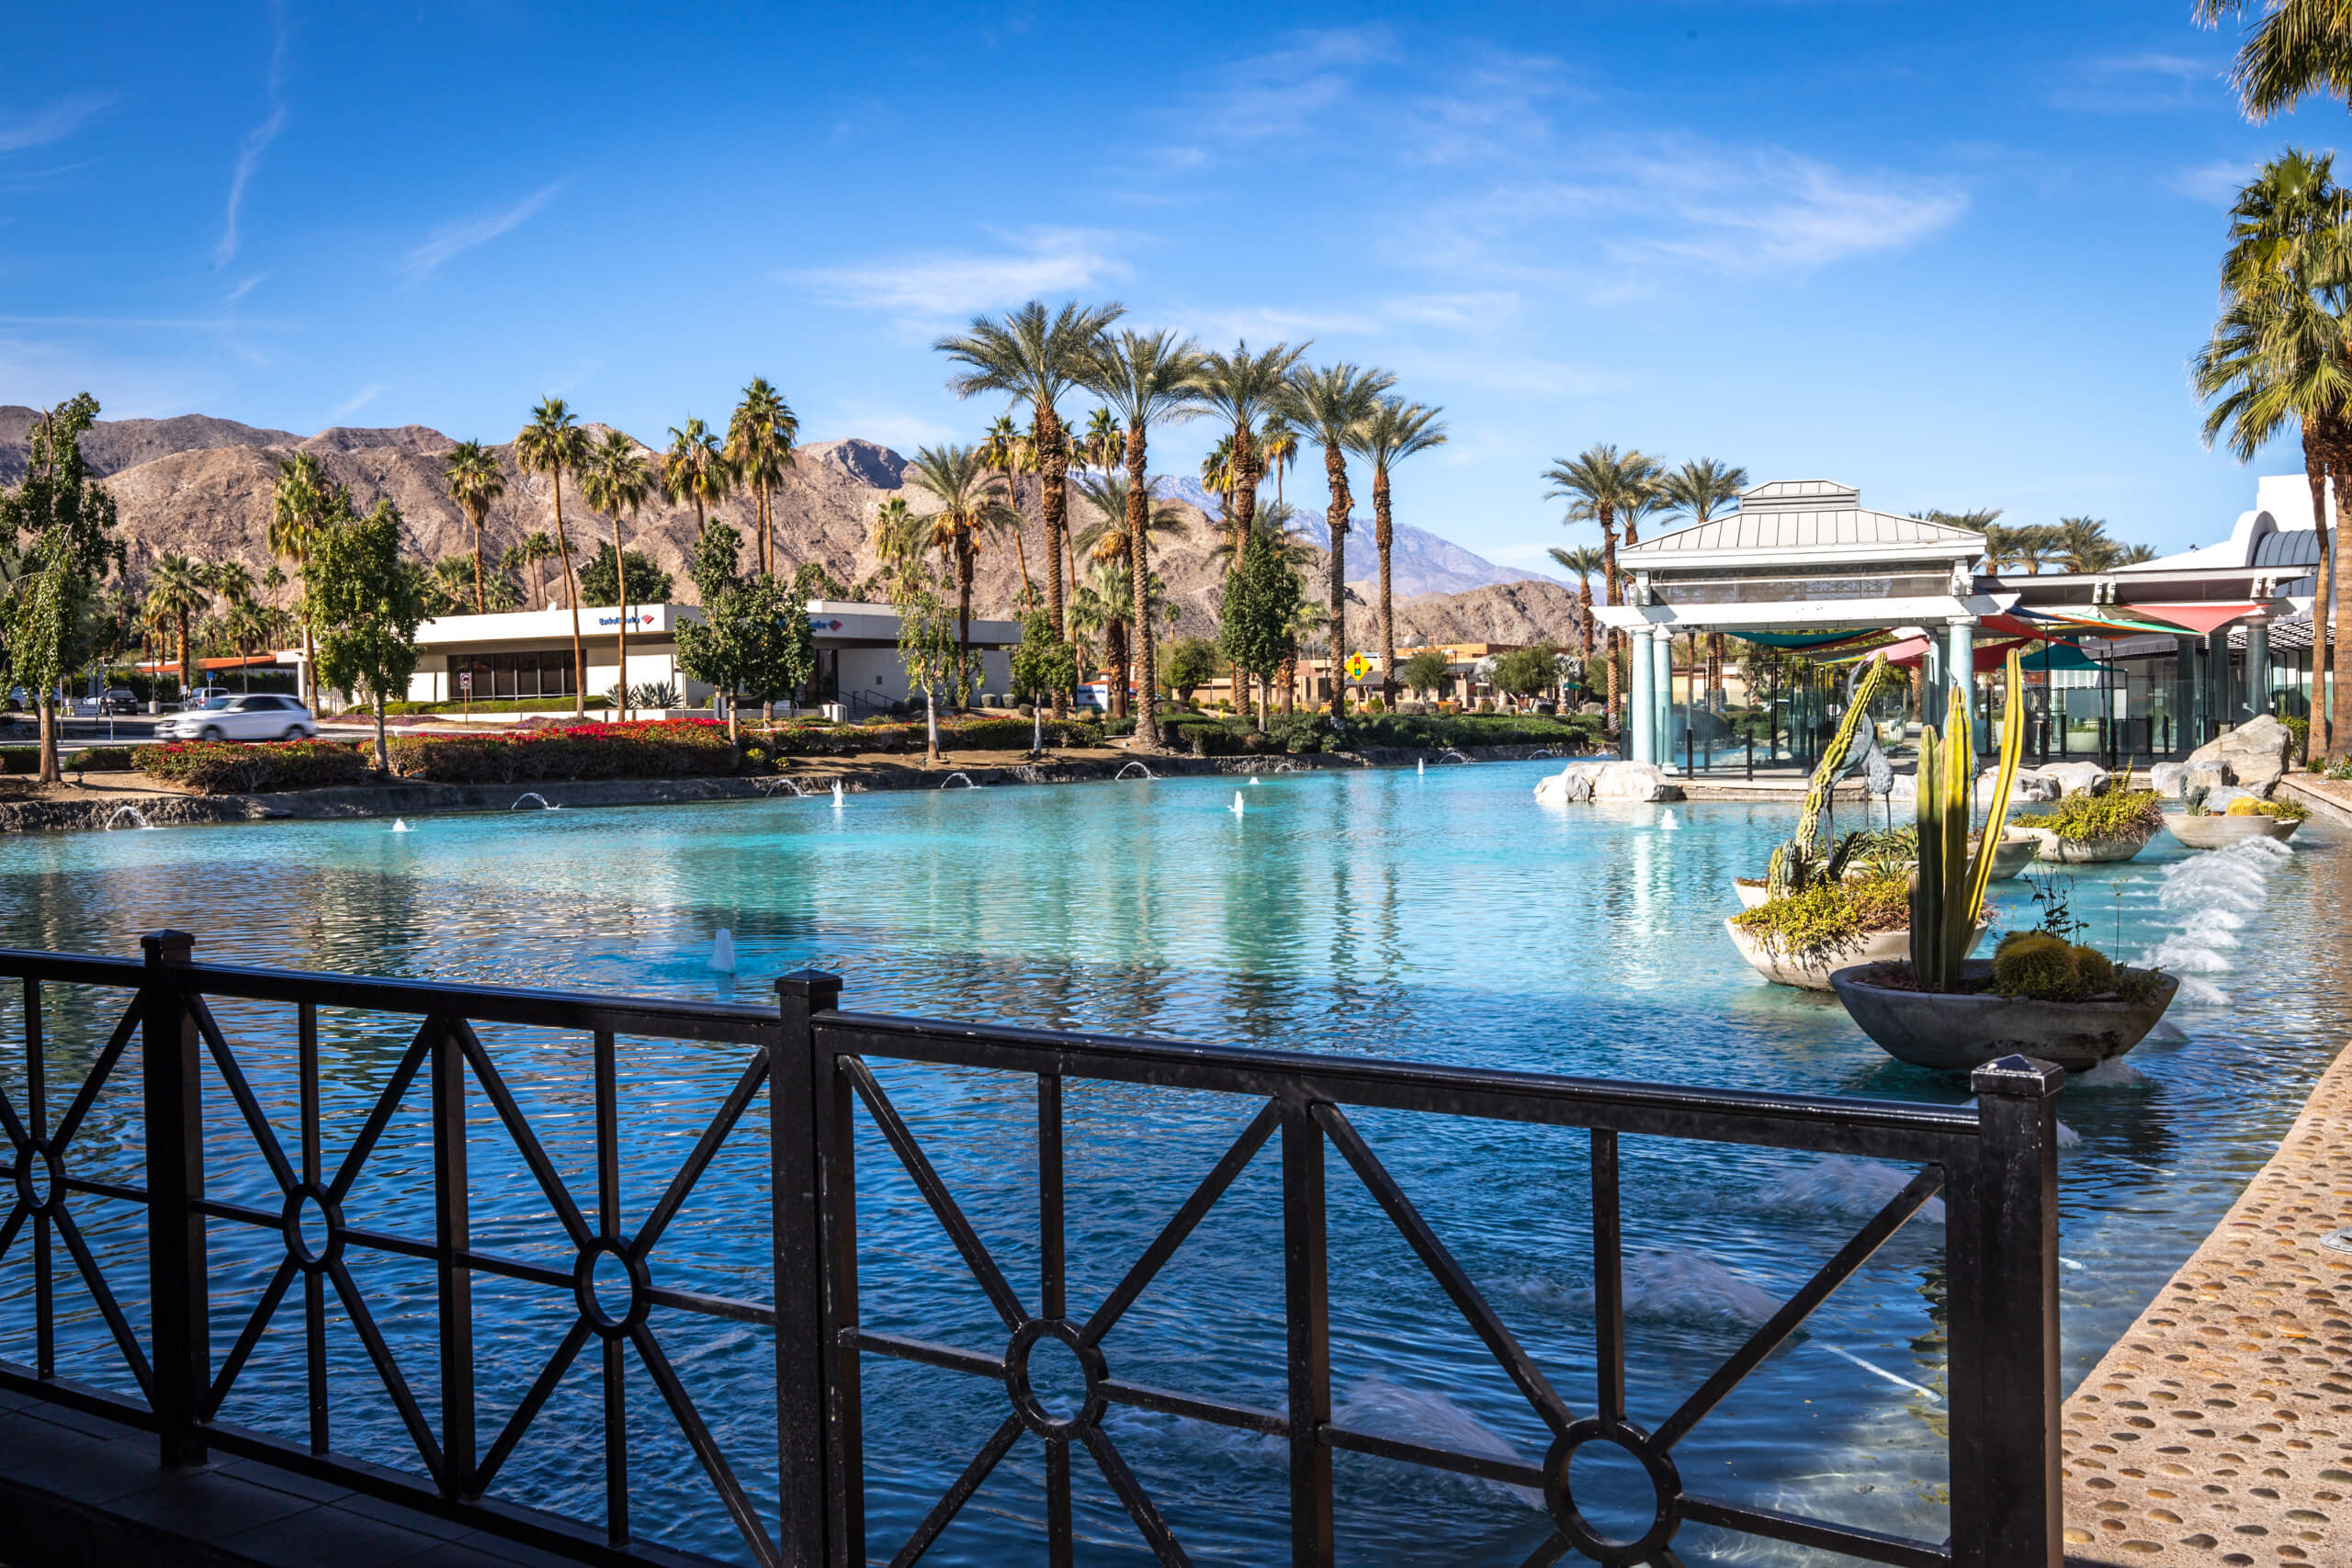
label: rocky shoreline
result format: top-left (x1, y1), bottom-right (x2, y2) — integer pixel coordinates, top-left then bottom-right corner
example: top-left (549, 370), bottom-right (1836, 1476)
top-left (0, 743), bottom-right (1594, 836)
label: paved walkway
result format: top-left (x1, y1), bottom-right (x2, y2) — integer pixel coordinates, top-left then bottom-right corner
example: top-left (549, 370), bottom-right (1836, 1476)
top-left (2061, 1037), bottom-right (2352, 1565)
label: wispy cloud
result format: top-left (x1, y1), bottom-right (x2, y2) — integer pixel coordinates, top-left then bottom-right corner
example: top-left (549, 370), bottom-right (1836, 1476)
top-left (2051, 51), bottom-right (2216, 112)
top-left (221, 274), bottom-right (268, 305)
top-left (329, 382), bottom-right (382, 420)
top-left (0, 91), bottom-right (117, 154)
top-left (212, 0), bottom-right (290, 267)
top-left (791, 228), bottom-right (1136, 321)
top-left (402, 182), bottom-right (566, 281)
top-left (2170, 155), bottom-right (2256, 204)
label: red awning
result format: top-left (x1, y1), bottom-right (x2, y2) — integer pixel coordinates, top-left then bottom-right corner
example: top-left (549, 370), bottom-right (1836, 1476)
top-left (1870, 636), bottom-right (1933, 666)
top-left (2118, 602), bottom-right (2263, 637)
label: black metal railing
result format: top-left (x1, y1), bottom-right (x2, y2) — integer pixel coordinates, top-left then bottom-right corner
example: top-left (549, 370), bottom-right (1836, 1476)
top-left (0, 936), bottom-right (2066, 1568)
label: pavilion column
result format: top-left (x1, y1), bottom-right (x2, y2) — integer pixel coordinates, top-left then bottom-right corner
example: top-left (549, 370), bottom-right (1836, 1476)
top-left (2247, 621), bottom-right (2271, 718)
top-left (2208, 626), bottom-right (2237, 727)
top-left (1630, 626), bottom-right (1655, 764)
top-left (1653, 630), bottom-right (1673, 766)
top-left (2174, 635), bottom-right (2200, 755)
top-left (1944, 619), bottom-right (1974, 728)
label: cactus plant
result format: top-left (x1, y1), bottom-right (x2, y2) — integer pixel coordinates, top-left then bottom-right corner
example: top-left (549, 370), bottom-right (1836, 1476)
top-left (1767, 653), bottom-right (1898, 897)
top-left (1910, 649), bottom-right (2025, 991)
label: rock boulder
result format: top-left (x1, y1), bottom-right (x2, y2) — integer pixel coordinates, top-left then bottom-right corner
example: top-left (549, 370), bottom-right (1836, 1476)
top-left (2187, 715), bottom-right (2293, 797)
top-left (2034, 761), bottom-right (2110, 797)
top-left (1534, 761), bottom-right (1684, 804)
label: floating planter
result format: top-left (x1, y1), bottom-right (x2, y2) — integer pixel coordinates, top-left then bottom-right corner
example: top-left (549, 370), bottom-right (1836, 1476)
top-left (2162, 796), bottom-right (2306, 851)
top-left (1831, 652), bottom-right (2175, 1073)
top-left (2011, 786), bottom-right (2165, 863)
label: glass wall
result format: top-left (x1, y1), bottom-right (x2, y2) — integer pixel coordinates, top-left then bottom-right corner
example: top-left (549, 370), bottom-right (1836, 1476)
top-left (453, 649), bottom-right (577, 699)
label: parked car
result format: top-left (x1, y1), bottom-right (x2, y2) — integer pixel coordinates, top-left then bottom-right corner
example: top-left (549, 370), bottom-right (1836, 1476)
top-left (153, 694), bottom-right (319, 742)
top-left (100, 688), bottom-right (140, 715)
top-left (177, 685), bottom-right (233, 710)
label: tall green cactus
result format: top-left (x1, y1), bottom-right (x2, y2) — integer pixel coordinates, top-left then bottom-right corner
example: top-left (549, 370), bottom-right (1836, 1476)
top-left (1767, 653), bottom-right (1896, 897)
top-left (1910, 649), bottom-right (2025, 990)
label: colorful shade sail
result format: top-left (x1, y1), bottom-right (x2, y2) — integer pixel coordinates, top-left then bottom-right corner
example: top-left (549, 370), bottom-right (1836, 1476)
top-left (2118, 602), bottom-right (2264, 637)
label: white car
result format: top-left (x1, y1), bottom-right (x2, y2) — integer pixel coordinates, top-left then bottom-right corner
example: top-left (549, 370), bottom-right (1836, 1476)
top-left (155, 694), bottom-right (319, 742)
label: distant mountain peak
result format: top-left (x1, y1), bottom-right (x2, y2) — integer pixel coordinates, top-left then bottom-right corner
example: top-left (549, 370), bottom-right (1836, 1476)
top-left (1148, 473), bottom-right (1540, 599)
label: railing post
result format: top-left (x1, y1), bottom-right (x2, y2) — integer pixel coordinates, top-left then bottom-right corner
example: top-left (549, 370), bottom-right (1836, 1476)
top-left (1283, 1101), bottom-right (1332, 1568)
top-left (430, 1017), bottom-right (475, 1497)
top-left (1947, 1054), bottom-right (2064, 1568)
top-left (775, 969), bottom-right (846, 1568)
top-left (140, 929), bottom-right (207, 1468)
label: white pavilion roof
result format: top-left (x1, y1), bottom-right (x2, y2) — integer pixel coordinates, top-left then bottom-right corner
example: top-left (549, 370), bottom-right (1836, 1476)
top-left (1622, 480), bottom-right (1988, 568)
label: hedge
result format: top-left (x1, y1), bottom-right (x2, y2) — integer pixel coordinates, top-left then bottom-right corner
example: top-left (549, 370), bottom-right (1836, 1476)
top-left (384, 718), bottom-right (736, 784)
top-left (1165, 710), bottom-right (1604, 756)
top-left (741, 716), bottom-right (1104, 759)
top-left (384, 695), bottom-right (613, 716)
top-left (136, 739), bottom-right (374, 795)
top-left (71, 746), bottom-right (137, 773)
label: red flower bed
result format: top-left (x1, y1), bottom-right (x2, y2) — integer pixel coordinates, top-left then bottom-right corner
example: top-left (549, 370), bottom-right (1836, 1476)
top-left (135, 739), bottom-right (373, 795)
top-left (384, 718), bottom-right (735, 784)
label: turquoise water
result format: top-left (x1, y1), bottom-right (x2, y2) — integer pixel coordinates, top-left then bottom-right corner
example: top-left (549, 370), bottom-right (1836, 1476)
top-left (0, 761), bottom-right (2344, 1564)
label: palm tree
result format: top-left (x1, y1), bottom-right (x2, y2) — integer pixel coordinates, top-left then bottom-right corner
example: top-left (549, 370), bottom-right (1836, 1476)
top-left (1547, 545), bottom-right (1607, 660)
top-left (1659, 457), bottom-right (1747, 708)
top-left (1261, 417), bottom-right (1300, 508)
top-left (508, 531), bottom-right (560, 610)
top-left (2053, 516), bottom-right (2120, 573)
top-left (1068, 558), bottom-right (1135, 716)
top-left (978, 414), bottom-right (1036, 607)
top-left (1075, 408), bottom-right (1123, 609)
top-left (1283, 363), bottom-right (1395, 716)
top-left (1080, 328), bottom-right (1208, 746)
top-left (514, 397), bottom-right (593, 716)
top-left (442, 439), bottom-right (506, 614)
top-left (727, 378), bottom-right (797, 578)
top-left (145, 555), bottom-right (211, 693)
top-left (2197, 2), bottom-right (2352, 121)
top-left (579, 429), bottom-right (653, 716)
top-left (900, 444), bottom-right (1022, 695)
top-left (662, 416), bottom-right (733, 536)
top-left (1349, 397), bottom-right (1447, 700)
top-left (268, 452), bottom-right (335, 709)
top-left (937, 302), bottom-right (1125, 682)
top-left (1543, 445), bottom-right (1664, 739)
top-left (1195, 340), bottom-right (1307, 566)
top-left (1072, 473), bottom-right (1192, 564)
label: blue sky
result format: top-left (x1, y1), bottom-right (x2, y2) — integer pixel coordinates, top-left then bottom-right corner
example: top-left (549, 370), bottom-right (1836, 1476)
top-left (0, 3), bottom-right (2331, 569)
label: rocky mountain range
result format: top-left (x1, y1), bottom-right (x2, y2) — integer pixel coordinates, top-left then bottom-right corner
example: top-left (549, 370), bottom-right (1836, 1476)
top-left (0, 406), bottom-right (1584, 650)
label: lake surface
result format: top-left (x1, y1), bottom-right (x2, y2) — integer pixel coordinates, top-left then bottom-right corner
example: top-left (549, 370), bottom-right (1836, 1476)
top-left (1, 761), bottom-right (2343, 1564)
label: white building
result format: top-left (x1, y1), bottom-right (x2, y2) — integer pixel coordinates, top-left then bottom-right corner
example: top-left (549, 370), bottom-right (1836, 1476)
top-left (284, 600), bottom-right (1022, 716)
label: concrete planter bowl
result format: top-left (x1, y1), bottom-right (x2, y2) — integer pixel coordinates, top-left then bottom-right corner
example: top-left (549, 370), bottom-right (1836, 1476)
top-left (1724, 919), bottom-right (1987, 992)
top-left (2162, 813), bottom-right (2301, 851)
top-left (1829, 959), bottom-right (2180, 1073)
top-left (2017, 824), bottom-right (2157, 864)
top-left (1983, 830), bottom-right (2041, 881)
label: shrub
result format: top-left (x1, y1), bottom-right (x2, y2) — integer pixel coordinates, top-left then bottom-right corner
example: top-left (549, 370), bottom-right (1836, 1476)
top-left (741, 716), bottom-right (1103, 758)
top-left (383, 718), bottom-right (734, 784)
top-left (1731, 874), bottom-right (1911, 964)
top-left (2013, 787), bottom-right (2165, 844)
top-left (136, 739), bottom-right (373, 795)
top-left (385, 695), bottom-right (612, 716)
top-left (2283, 714), bottom-right (2310, 762)
top-left (0, 750), bottom-right (38, 775)
top-left (70, 746), bottom-right (136, 773)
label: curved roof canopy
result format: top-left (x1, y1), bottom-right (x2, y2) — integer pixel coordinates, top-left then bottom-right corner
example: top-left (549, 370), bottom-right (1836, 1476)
top-left (1620, 480), bottom-right (1989, 570)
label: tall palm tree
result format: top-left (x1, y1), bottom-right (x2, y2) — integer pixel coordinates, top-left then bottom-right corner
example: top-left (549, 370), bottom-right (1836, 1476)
top-left (268, 452), bottom-right (335, 708)
top-left (936, 300), bottom-right (1125, 684)
top-left (2053, 516), bottom-right (2119, 573)
top-left (145, 554), bottom-right (211, 693)
top-left (506, 531), bottom-right (560, 610)
top-left (1282, 363), bottom-right (1395, 716)
top-left (662, 417), bottom-right (733, 536)
top-left (442, 439), bottom-right (505, 614)
top-left (978, 414), bottom-right (1036, 607)
top-left (2197, 1), bottom-right (2352, 121)
top-left (1658, 457), bottom-right (1748, 708)
top-left (1543, 445), bottom-right (1664, 739)
top-left (1080, 328), bottom-right (1208, 746)
top-left (900, 444), bottom-right (1023, 694)
top-left (1072, 473), bottom-right (1192, 564)
top-left (727, 378), bottom-right (797, 578)
top-left (1068, 559), bottom-right (1135, 717)
top-left (579, 430), bottom-right (653, 715)
top-left (1194, 340), bottom-right (1306, 567)
top-left (514, 397), bottom-right (593, 716)
top-left (1547, 545), bottom-right (1607, 660)
top-left (1349, 397), bottom-right (1447, 700)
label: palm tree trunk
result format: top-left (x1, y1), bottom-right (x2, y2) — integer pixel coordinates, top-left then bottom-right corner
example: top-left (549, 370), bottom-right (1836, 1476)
top-left (1374, 466), bottom-right (1396, 702)
top-left (2320, 443), bottom-right (2346, 761)
top-left (1036, 406), bottom-right (1069, 719)
top-left (471, 513), bottom-right (486, 614)
top-left (1108, 623), bottom-right (1128, 719)
top-left (178, 610), bottom-right (192, 691)
top-left (373, 697), bottom-right (389, 772)
top-left (957, 536), bottom-right (974, 702)
top-left (1324, 445), bottom-right (1351, 716)
top-left (614, 513), bottom-right (629, 719)
top-left (555, 483), bottom-right (584, 719)
top-left (1008, 511), bottom-right (1034, 609)
top-left (1125, 429), bottom-right (1161, 747)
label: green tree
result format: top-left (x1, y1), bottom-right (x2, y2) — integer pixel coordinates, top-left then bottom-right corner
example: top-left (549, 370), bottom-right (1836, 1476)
top-left (507, 530), bottom-right (560, 610)
top-left (1009, 607), bottom-right (1080, 753)
top-left (676, 519), bottom-right (815, 741)
top-left (144, 554), bottom-right (212, 691)
top-left (580, 429), bottom-right (654, 714)
top-left (308, 500), bottom-right (428, 770)
top-left (268, 451), bottom-right (336, 709)
top-left (1546, 544), bottom-right (1606, 660)
top-left (789, 560), bottom-right (848, 602)
top-left (901, 444), bottom-right (1022, 696)
top-left (936, 300), bottom-right (1125, 682)
top-left (2198, 1), bottom-right (2352, 120)
top-left (1217, 523), bottom-right (1304, 731)
top-left (442, 439), bottom-right (505, 614)
top-left (1491, 640), bottom-right (1561, 705)
top-left (978, 414), bottom-right (1037, 606)
top-left (514, 397), bottom-right (592, 716)
top-left (1543, 444), bottom-right (1664, 738)
top-left (1400, 648), bottom-right (1453, 703)
top-left (727, 378), bottom-right (797, 578)
top-left (577, 544), bottom-right (673, 606)
top-left (1349, 396), bottom-right (1447, 700)
top-left (1659, 457), bottom-right (1748, 708)
top-left (889, 560), bottom-right (967, 761)
top-left (1195, 341), bottom-right (1308, 604)
top-left (662, 416), bottom-right (733, 534)
top-left (0, 395), bottom-right (125, 781)
top-left (1283, 361), bottom-right (1395, 716)
top-left (1081, 327), bottom-right (1208, 746)
top-left (1160, 635), bottom-right (1218, 703)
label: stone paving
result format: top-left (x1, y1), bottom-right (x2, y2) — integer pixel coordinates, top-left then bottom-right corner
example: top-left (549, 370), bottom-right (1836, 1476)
top-left (2061, 1037), bottom-right (2352, 1565)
